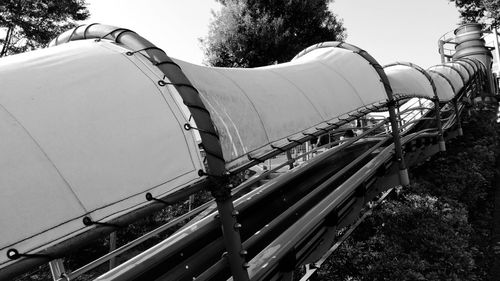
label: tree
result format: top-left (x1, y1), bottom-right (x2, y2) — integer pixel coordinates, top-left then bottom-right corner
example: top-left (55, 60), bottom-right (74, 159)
top-left (483, 0), bottom-right (500, 24)
top-left (0, 0), bottom-right (89, 57)
top-left (318, 192), bottom-right (478, 281)
top-left (201, 0), bottom-right (346, 67)
top-left (448, 0), bottom-right (500, 24)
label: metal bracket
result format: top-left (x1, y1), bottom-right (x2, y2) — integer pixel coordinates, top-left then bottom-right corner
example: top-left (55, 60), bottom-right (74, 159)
top-left (6, 249), bottom-right (51, 260)
top-left (82, 217), bottom-right (121, 228)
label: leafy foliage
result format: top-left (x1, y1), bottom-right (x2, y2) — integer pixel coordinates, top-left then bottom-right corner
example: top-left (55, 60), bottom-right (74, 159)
top-left (448, 0), bottom-right (500, 24)
top-left (319, 193), bottom-right (477, 281)
top-left (201, 0), bottom-right (346, 67)
top-left (317, 109), bottom-right (499, 280)
top-left (0, 0), bottom-right (89, 57)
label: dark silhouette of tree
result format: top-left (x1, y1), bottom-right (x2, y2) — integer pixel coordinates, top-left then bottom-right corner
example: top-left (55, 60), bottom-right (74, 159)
top-left (201, 0), bottom-right (346, 67)
top-left (0, 0), bottom-right (89, 57)
top-left (448, 0), bottom-right (500, 24)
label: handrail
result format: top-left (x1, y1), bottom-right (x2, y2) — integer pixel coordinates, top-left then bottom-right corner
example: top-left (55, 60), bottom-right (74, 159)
top-left (399, 117), bottom-right (436, 131)
top-left (298, 187), bottom-right (395, 281)
top-left (398, 106), bottom-right (433, 115)
top-left (56, 198), bottom-right (216, 281)
top-left (60, 119), bottom-right (390, 281)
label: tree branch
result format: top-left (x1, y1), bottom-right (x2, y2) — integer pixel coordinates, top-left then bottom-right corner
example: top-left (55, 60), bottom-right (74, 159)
top-left (0, 26), bottom-right (12, 57)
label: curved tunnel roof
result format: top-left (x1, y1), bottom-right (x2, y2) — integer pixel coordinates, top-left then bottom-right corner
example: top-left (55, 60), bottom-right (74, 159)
top-left (0, 23), bottom-right (485, 274)
top-left (428, 64), bottom-right (465, 93)
top-left (455, 60), bottom-right (474, 77)
top-left (0, 34), bottom-right (394, 269)
top-left (0, 39), bottom-right (204, 269)
top-left (383, 62), bottom-right (436, 100)
top-left (176, 44), bottom-right (389, 168)
top-left (428, 71), bottom-right (456, 101)
top-left (444, 62), bottom-right (470, 83)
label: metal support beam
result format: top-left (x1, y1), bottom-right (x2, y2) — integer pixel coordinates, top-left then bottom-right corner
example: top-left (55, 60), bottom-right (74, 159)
top-left (49, 259), bottom-right (66, 281)
top-left (210, 178), bottom-right (250, 281)
top-left (454, 99), bottom-right (464, 136)
top-left (109, 232), bottom-right (117, 270)
top-left (439, 40), bottom-right (445, 64)
top-left (396, 100), bottom-right (403, 127)
top-left (286, 150), bottom-right (294, 170)
top-left (492, 26), bottom-right (500, 94)
top-left (387, 100), bottom-right (410, 186)
top-left (433, 99), bottom-right (446, 152)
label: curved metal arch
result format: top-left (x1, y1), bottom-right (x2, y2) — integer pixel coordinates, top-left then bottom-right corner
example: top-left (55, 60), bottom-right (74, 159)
top-left (429, 64), bottom-right (467, 86)
top-left (462, 57), bottom-right (486, 75)
top-left (383, 61), bottom-right (439, 101)
top-left (50, 24), bottom-right (226, 176)
top-left (457, 58), bottom-right (478, 73)
top-left (293, 41), bottom-right (409, 185)
top-left (444, 62), bottom-right (469, 84)
top-left (453, 60), bottom-right (474, 78)
top-left (294, 41), bottom-right (395, 102)
top-left (428, 69), bottom-right (457, 96)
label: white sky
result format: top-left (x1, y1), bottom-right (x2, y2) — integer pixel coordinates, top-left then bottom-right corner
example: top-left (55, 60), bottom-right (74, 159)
top-left (84, 0), bottom-right (460, 68)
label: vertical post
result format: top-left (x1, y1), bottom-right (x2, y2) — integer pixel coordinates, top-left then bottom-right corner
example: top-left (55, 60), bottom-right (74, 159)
top-left (49, 259), bottom-right (66, 281)
top-left (286, 150), bottom-right (294, 170)
top-left (304, 142), bottom-right (311, 161)
top-left (454, 99), bottom-right (464, 136)
top-left (433, 98), bottom-right (446, 151)
top-left (211, 178), bottom-right (250, 281)
top-left (493, 25), bottom-right (500, 94)
top-left (301, 144), bottom-right (306, 162)
top-left (395, 100), bottom-right (402, 127)
top-left (188, 194), bottom-right (194, 211)
top-left (109, 231), bottom-right (117, 269)
top-left (387, 99), bottom-right (410, 186)
top-left (438, 40), bottom-right (445, 64)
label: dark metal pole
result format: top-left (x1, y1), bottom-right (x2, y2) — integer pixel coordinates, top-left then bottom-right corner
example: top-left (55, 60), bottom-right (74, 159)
top-left (387, 100), bottom-right (410, 186)
top-left (433, 98), bottom-right (446, 151)
top-left (454, 99), bottom-right (464, 136)
top-left (396, 100), bottom-right (403, 127)
top-left (109, 232), bottom-right (117, 269)
top-left (492, 24), bottom-right (500, 94)
top-left (210, 178), bottom-right (250, 281)
top-left (438, 40), bottom-right (445, 64)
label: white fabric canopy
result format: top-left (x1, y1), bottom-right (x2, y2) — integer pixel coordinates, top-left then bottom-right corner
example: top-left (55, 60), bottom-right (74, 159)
top-left (455, 60), bottom-right (474, 77)
top-left (384, 64), bottom-right (435, 99)
top-left (428, 71), bottom-right (456, 101)
top-left (445, 62), bottom-right (470, 83)
top-left (428, 65), bottom-right (465, 94)
top-left (176, 47), bottom-right (388, 168)
top-left (0, 40), bottom-right (203, 268)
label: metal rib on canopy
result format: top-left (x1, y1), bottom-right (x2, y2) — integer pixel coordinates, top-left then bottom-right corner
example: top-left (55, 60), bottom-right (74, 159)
top-left (383, 62), bottom-right (436, 100)
top-left (444, 62), bottom-right (470, 83)
top-left (428, 64), bottom-right (466, 94)
top-left (0, 37), bottom-right (204, 271)
top-left (177, 43), bottom-right (390, 169)
top-left (428, 71), bottom-right (457, 101)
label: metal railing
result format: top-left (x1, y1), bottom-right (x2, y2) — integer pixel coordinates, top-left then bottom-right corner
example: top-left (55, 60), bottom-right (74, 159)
top-left (50, 92), bottom-right (460, 281)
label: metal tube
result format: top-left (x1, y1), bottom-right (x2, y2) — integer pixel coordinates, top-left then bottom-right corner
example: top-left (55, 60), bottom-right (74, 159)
top-left (492, 25), bottom-right (500, 94)
top-left (214, 195), bottom-right (250, 281)
top-left (109, 232), bottom-right (117, 270)
top-left (434, 99), bottom-right (446, 152)
top-left (57, 199), bottom-right (213, 280)
top-left (49, 259), bottom-right (66, 281)
top-left (454, 99), bottom-right (464, 136)
top-left (439, 40), bottom-right (445, 63)
top-left (286, 150), bottom-right (294, 169)
top-left (387, 100), bottom-right (410, 186)
top-left (396, 100), bottom-right (403, 127)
